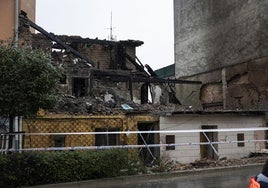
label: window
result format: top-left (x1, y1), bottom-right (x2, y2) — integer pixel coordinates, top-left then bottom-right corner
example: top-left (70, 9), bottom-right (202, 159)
top-left (237, 133), bottom-right (245, 147)
top-left (95, 128), bottom-right (119, 146)
top-left (59, 74), bottom-right (67, 84)
top-left (54, 136), bottom-right (65, 147)
top-left (166, 135), bottom-right (175, 150)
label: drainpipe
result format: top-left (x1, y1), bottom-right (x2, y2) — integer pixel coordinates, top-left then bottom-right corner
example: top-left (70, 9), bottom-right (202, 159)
top-left (14, 0), bottom-right (19, 151)
top-left (14, 0), bottom-right (19, 47)
top-left (222, 68), bottom-right (227, 110)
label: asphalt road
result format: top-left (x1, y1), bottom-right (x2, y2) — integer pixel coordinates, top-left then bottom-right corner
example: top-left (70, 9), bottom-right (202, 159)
top-left (99, 165), bottom-right (262, 188)
top-left (30, 164), bottom-right (263, 188)
top-left (113, 165), bottom-right (262, 188)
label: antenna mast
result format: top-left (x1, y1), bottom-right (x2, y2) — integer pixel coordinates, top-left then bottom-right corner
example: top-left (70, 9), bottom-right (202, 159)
top-left (110, 12), bottom-right (113, 40)
top-left (107, 12), bottom-right (116, 41)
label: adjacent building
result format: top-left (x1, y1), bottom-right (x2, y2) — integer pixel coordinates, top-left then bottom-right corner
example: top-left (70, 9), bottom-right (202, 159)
top-left (157, 0), bottom-right (268, 163)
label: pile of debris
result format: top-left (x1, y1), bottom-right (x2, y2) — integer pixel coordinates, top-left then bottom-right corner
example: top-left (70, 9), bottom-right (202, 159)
top-left (150, 153), bottom-right (268, 173)
top-left (50, 94), bottom-right (186, 116)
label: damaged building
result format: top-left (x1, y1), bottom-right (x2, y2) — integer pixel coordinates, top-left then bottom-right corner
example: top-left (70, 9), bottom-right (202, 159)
top-left (1, 0), bottom-right (267, 165)
top-left (1, 10), bottom-right (199, 164)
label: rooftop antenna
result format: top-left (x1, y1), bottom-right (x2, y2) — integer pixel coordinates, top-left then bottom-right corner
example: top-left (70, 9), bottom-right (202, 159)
top-left (106, 12), bottom-right (116, 41)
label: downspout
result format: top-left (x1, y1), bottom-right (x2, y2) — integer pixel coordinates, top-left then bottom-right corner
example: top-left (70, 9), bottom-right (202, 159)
top-left (13, 0), bottom-right (19, 152)
top-left (14, 0), bottom-right (19, 47)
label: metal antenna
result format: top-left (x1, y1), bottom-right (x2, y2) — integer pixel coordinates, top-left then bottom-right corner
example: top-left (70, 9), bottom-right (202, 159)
top-left (106, 12), bottom-right (116, 41)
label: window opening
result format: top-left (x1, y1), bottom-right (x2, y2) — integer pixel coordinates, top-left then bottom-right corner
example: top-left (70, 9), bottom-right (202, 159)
top-left (95, 128), bottom-right (119, 146)
top-left (141, 83), bottom-right (149, 104)
top-left (166, 135), bottom-right (175, 150)
top-left (54, 135), bottom-right (65, 147)
top-left (237, 133), bottom-right (245, 147)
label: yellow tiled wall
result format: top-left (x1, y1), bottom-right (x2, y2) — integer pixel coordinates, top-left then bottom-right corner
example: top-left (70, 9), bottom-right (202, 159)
top-left (22, 114), bottom-right (159, 149)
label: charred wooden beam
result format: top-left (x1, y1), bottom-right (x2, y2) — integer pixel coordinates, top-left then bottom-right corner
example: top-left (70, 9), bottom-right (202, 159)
top-left (145, 64), bottom-right (158, 78)
top-left (19, 11), bottom-right (95, 67)
top-left (91, 69), bottom-right (202, 84)
top-left (124, 53), bottom-right (147, 73)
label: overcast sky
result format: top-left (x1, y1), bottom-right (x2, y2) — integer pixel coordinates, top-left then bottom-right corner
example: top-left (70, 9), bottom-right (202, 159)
top-left (36, 0), bottom-right (174, 70)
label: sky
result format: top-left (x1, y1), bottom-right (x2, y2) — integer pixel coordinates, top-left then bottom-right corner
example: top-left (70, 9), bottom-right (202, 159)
top-left (36, 0), bottom-right (174, 70)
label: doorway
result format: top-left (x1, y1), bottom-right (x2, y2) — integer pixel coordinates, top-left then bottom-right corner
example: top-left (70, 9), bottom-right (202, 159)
top-left (72, 77), bottom-right (87, 97)
top-left (200, 125), bottom-right (218, 160)
top-left (138, 122), bottom-right (159, 165)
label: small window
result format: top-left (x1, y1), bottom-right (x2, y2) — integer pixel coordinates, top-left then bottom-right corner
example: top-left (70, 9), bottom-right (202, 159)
top-left (54, 136), bottom-right (65, 147)
top-left (237, 133), bottom-right (245, 147)
top-left (166, 135), bottom-right (175, 150)
top-left (59, 74), bottom-right (67, 84)
top-left (95, 128), bottom-right (119, 146)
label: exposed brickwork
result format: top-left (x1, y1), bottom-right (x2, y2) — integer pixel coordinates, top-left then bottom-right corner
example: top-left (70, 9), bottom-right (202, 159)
top-left (225, 57), bottom-right (268, 110)
top-left (182, 57), bottom-right (268, 111)
top-left (200, 83), bottom-right (223, 108)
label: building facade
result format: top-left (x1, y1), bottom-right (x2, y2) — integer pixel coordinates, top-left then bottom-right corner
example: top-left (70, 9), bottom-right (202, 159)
top-left (173, 0), bottom-right (268, 111)
top-left (0, 0), bottom-right (35, 42)
top-left (160, 112), bottom-right (266, 163)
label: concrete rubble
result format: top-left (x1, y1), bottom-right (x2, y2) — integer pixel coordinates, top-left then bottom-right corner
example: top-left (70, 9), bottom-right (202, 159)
top-left (150, 154), bottom-right (268, 173)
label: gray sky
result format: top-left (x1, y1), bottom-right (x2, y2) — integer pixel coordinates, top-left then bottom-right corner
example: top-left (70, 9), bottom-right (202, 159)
top-left (36, 0), bottom-right (174, 70)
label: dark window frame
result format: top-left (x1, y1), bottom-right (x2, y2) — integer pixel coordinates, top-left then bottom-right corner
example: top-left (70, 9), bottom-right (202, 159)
top-left (237, 133), bottom-right (245, 147)
top-left (95, 128), bottom-right (120, 146)
top-left (166, 135), bottom-right (175, 150)
top-left (54, 135), bottom-right (65, 147)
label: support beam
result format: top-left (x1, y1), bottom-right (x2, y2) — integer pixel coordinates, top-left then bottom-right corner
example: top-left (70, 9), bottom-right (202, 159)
top-left (19, 11), bottom-right (95, 67)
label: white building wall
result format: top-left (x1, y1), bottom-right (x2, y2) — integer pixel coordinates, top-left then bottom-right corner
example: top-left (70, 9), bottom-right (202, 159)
top-left (160, 114), bottom-right (266, 163)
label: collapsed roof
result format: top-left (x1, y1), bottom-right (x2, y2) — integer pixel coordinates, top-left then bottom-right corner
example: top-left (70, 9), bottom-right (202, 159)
top-left (19, 11), bottom-right (202, 115)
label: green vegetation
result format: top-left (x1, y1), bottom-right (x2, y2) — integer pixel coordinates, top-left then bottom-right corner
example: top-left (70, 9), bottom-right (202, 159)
top-left (0, 45), bottom-right (59, 118)
top-left (0, 45), bottom-right (60, 148)
top-left (0, 149), bottom-right (146, 187)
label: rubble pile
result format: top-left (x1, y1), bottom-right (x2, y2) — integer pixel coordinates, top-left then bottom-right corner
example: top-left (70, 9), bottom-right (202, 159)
top-left (150, 154), bottom-right (268, 173)
top-left (51, 94), bottom-right (184, 115)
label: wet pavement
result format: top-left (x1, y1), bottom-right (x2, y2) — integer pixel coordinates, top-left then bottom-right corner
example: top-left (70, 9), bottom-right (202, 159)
top-left (30, 164), bottom-right (263, 188)
top-left (107, 165), bottom-right (261, 188)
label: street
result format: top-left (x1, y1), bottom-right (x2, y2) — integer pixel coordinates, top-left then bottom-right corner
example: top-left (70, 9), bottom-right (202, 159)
top-left (29, 164), bottom-right (263, 188)
top-left (108, 165), bottom-right (262, 188)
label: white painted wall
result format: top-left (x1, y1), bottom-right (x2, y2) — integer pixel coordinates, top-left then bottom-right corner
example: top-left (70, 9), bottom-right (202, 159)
top-left (160, 114), bottom-right (266, 163)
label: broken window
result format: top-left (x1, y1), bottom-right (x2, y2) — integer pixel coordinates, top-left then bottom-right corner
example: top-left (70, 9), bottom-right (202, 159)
top-left (237, 133), bottom-right (245, 147)
top-left (166, 135), bottom-right (175, 150)
top-left (72, 77), bottom-right (87, 97)
top-left (54, 135), bottom-right (65, 147)
top-left (95, 128), bottom-right (119, 146)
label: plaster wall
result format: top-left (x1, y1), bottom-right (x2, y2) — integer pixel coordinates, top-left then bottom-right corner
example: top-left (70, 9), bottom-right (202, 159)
top-left (174, 0), bottom-right (268, 77)
top-left (160, 114), bottom-right (265, 163)
top-left (0, 0), bottom-right (35, 41)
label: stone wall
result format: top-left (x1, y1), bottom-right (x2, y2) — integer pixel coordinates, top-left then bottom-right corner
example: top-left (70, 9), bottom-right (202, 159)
top-left (178, 57), bottom-right (268, 110)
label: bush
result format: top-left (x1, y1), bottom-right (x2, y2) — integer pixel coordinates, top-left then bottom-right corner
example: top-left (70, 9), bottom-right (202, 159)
top-left (0, 149), bottom-right (145, 187)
